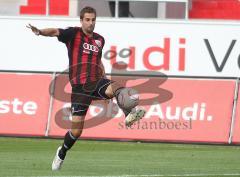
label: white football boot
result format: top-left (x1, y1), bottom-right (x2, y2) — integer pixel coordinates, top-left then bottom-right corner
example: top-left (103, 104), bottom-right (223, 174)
top-left (125, 108), bottom-right (146, 127)
top-left (52, 146), bottom-right (64, 171)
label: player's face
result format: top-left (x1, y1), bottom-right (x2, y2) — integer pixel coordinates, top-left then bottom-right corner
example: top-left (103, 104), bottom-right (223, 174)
top-left (81, 13), bottom-right (96, 35)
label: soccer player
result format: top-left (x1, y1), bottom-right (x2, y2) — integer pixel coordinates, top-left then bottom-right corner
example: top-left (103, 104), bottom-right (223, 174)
top-left (27, 6), bottom-right (145, 171)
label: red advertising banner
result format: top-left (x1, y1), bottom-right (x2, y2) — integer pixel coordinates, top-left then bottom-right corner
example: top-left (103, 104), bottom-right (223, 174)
top-left (0, 73), bottom-right (52, 136)
top-left (48, 75), bottom-right (235, 143)
top-left (231, 83), bottom-right (240, 144)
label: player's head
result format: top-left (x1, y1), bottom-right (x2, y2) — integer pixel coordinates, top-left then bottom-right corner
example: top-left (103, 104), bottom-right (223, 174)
top-left (80, 6), bottom-right (97, 35)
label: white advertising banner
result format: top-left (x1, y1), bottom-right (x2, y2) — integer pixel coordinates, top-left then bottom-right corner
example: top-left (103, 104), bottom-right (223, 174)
top-left (0, 16), bottom-right (240, 77)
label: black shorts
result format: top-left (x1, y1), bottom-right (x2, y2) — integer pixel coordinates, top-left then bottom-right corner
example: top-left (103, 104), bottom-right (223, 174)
top-left (71, 78), bottom-right (114, 116)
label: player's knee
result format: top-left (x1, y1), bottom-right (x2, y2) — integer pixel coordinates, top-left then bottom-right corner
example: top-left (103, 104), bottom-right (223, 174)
top-left (116, 88), bottom-right (139, 110)
top-left (103, 88), bottom-right (113, 98)
top-left (104, 82), bottom-right (122, 99)
top-left (99, 85), bottom-right (113, 99)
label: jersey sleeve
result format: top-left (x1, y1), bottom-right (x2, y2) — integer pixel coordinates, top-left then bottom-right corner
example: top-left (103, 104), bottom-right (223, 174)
top-left (57, 27), bottom-right (75, 44)
top-left (102, 37), bottom-right (105, 48)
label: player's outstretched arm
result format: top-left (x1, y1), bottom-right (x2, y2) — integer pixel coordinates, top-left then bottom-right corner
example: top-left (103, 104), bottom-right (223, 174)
top-left (26, 24), bottom-right (60, 37)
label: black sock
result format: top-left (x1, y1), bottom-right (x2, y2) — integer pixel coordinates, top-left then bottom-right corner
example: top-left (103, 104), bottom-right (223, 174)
top-left (58, 131), bottom-right (78, 160)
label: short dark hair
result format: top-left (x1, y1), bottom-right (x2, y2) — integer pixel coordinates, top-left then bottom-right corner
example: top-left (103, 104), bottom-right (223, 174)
top-left (80, 6), bottom-right (97, 20)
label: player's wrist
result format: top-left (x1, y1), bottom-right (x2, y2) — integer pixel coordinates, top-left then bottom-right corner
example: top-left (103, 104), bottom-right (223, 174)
top-left (39, 29), bottom-right (42, 35)
top-left (36, 29), bottom-right (42, 36)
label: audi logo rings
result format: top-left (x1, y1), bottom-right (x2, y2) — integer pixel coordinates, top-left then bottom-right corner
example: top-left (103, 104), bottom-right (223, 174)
top-left (83, 43), bottom-right (99, 52)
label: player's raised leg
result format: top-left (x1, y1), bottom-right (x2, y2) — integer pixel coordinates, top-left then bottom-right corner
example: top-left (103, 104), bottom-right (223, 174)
top-left (104, 82), bottom-right (146, 127)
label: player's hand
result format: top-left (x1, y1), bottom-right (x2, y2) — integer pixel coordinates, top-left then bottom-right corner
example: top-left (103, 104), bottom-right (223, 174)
top-left (26, 24), bottom-right (41, 36)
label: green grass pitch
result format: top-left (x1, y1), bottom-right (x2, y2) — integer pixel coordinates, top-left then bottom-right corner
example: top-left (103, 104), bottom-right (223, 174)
top-left (0, 137), bottom-right (240, 177)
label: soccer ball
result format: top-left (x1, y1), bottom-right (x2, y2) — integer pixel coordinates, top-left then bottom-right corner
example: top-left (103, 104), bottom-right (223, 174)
top-left (117, 88), bottom-right (139, 110)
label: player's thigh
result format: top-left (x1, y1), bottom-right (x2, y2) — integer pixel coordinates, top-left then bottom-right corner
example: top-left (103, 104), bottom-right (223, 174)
top-left (71, 84), bottom-right (93, 113)
top-left (95, 79), bottom-right (122, 99)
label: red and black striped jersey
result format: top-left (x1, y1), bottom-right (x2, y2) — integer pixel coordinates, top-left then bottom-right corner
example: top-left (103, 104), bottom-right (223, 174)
top-left (58, 27), bottom-right (105, 85)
